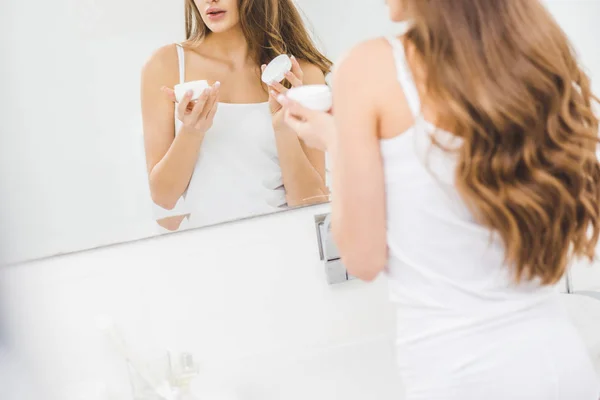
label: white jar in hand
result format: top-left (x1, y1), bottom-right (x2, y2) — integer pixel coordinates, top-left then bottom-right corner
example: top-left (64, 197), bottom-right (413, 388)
top-left (286, 84), bottom-right (332, 112)
top-left (174, 80), bottom-right (210, 103)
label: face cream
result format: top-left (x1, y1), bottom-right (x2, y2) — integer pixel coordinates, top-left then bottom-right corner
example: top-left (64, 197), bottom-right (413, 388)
top-left (261, 54), bottom-right (292, 84)
top-left (286, 84), bottom-right (332, 112)
top-left (174, 80), bottom-right (210, 103)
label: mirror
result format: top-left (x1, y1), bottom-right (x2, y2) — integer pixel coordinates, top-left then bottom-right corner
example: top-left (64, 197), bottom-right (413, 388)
top-left (145, 1), bottom-right (333, 233)
top-left (0, 0), bottom-right (397, 265)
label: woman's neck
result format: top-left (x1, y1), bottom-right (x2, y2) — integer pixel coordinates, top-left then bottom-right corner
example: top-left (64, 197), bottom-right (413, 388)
top-left (203, 26), bottom-right (253, 68)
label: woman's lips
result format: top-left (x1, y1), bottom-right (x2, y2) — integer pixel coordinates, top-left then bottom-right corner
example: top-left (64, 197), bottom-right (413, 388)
top-left (207, 10), bottom-right (226, 21)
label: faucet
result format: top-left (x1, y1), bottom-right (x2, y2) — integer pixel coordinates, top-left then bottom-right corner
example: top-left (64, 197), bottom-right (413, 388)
top-left (314, 213), bottom-right (356, 284)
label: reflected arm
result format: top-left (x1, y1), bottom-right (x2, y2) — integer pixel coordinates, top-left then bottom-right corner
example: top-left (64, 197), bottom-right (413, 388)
top-left (273, 62), bottom-right (330, 207)
top-left (141, 44), bottom-right (205, 211)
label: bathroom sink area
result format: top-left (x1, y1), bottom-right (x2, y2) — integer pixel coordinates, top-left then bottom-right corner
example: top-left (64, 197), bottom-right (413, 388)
top-left (7, 292), bottom-right (600, 400)
top-left (187, 336), bottom-right (404, 400)
top-left (140, 292), bottom-right (600, 400)
top-left (192, 294), bottom-right (600, 400)
top-left (31, 293), bottom-right (600, 400)
top-left (3, 246), bottom-right (598, 400)
top-left (55, 337), bottom-right (404, 400)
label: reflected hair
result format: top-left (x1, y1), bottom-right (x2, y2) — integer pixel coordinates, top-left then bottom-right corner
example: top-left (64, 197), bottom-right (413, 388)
top-left (402, 0), bottom-right (600, 284)
top-left (184, 0), bottom-right (332, 76)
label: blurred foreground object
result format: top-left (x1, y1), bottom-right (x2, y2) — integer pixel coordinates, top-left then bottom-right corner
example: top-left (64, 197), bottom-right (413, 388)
top-left (0, 345), bottom-right (45, 400)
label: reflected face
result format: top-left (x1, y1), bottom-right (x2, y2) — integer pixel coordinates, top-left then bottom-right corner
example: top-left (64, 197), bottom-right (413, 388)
top-left (195, 0), bottom-right (241, 33)
top-left (386, 0), bottom-right (409, 22)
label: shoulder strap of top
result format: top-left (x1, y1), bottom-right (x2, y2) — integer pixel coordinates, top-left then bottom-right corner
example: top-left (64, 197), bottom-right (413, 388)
top-left (385, 35), bottom-right (421, 117)
top-left (176, 43), bottom-right (185, 84)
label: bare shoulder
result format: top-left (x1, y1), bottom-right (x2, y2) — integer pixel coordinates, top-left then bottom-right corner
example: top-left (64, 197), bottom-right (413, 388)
top-left (333, 38), bottom-right (395, 88)
top-left (297, 59), bottom-right (326, 84)
top-left (141, 43), bottom-right (180, 85)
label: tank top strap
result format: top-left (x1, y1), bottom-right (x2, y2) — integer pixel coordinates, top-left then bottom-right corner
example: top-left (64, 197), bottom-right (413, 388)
top-left (175, 43), bottom-right (185, 84)
top-left (385, 35), bottom-right (421, 117)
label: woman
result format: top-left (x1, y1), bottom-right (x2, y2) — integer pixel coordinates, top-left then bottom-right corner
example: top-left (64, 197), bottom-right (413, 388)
top-left (141, 0), bottom-right (331, 231)
top-left (281, 0), bottom-right (600, 398)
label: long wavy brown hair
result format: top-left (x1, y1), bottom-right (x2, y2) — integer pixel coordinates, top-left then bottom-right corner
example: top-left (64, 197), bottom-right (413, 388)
top-left (402, 0), bottom-right (600, 284)
top-left (184, 0), bottom-right (332, 76)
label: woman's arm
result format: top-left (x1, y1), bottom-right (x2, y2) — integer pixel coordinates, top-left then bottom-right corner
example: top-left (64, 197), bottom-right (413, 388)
top-left (329, 43), bottom-right (388, 281)
top-left (141, 44), bottom-right (219, 210)
top-left (156, 214), bottom-right (189, 231)
top-left (271, 61), bottom-right (329, 207)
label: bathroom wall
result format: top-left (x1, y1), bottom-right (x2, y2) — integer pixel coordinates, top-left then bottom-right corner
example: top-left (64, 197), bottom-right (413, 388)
top-left (0, 1), bottom-right (599, 399)
top-left (0, 0), bottom-right (185, 265)
top-left (0, 203), bottom-right (405, 399)
top-left (0, 1), bottom-right (404, 398)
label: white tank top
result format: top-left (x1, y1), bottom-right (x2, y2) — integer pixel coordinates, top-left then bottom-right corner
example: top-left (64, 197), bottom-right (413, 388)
top-left (381, 34), bottom-right (559, 346)
top-left (152, 44), bottom-right (287, 229)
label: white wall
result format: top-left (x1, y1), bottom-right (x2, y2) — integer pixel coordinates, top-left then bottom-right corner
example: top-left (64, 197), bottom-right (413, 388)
top-left (545, 0), bottom-right (600, 93)
top-left (0, 3), bottom-right (405, 397)
top-left (0, 204), bottom-right (405, 400)
top-left (0, 0), bottom-right (186, 265)
top-left (0, 1), bottom-right (599, 399)
top-left (296, 0), bottom-right (399, 63)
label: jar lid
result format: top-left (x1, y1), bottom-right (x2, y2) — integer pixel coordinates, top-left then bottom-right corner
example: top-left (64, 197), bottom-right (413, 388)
top-left (261, 54), bottom-right (292, 84)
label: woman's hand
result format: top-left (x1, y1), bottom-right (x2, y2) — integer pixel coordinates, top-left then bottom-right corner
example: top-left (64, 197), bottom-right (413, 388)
top-left (263, 55), bottom-right (303, 127)
top-left (160, 82), bottom-right (220, 135)
top-left (277, 96), bottom-right (335, 152)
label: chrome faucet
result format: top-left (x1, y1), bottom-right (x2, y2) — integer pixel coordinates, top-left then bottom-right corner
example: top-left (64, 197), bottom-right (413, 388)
top-left (314, 213), bottom-right (356, 284)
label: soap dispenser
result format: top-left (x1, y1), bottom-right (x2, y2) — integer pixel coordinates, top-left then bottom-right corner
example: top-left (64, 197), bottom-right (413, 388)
top-left (173, 353), bottom-right (200, 400)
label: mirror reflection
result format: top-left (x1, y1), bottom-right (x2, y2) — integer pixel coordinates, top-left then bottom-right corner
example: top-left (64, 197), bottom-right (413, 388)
top-left (142, 0), bottom-right (333, 232)
top-left (1, 0), bottom-right (397, 264)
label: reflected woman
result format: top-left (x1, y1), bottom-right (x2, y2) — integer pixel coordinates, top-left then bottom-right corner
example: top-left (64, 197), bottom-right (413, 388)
top-left (280, 0), bottom-right (600, 399)
top-left (141, 0), bottom-right (332, 231)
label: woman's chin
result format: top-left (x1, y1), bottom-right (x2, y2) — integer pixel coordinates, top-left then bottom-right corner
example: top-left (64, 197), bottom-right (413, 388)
top-left (205, 21), bottom-right (236, 34)
top-left (389, 14), bottom-right (406, 23)
top-left (209, 27), bottom-right (229, 34)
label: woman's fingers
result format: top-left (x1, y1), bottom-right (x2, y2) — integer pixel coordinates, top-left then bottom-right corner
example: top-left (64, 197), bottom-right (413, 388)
top-left (161, 86), bottom-right (177, 103)
top-left (200, 82), bottom-right (220, 119)
top-left (269, 80), bottom-right (288, 94)
top-left (284, 71), bottom-right (303, 87)
top-left (285, 55), bottom-right (304, 87)
top-left (289, 55), bottom-right (304, 81)
top-left (189, 88), bottom-right (210, 121)
top-left (269, 89), bottom-right (282, 99)
top-left (283, 109), bottom-right (305, 133)
top-left (206, 101), bottom-right (219, 122)
top-left (279, 95), bottom-right (333, 151)
top-left (278, 95), bottom-right (314, 121)
top-left (279, 96), bottom-right (314, 133)
top-left (176, 90), bottom-right (193, 120)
